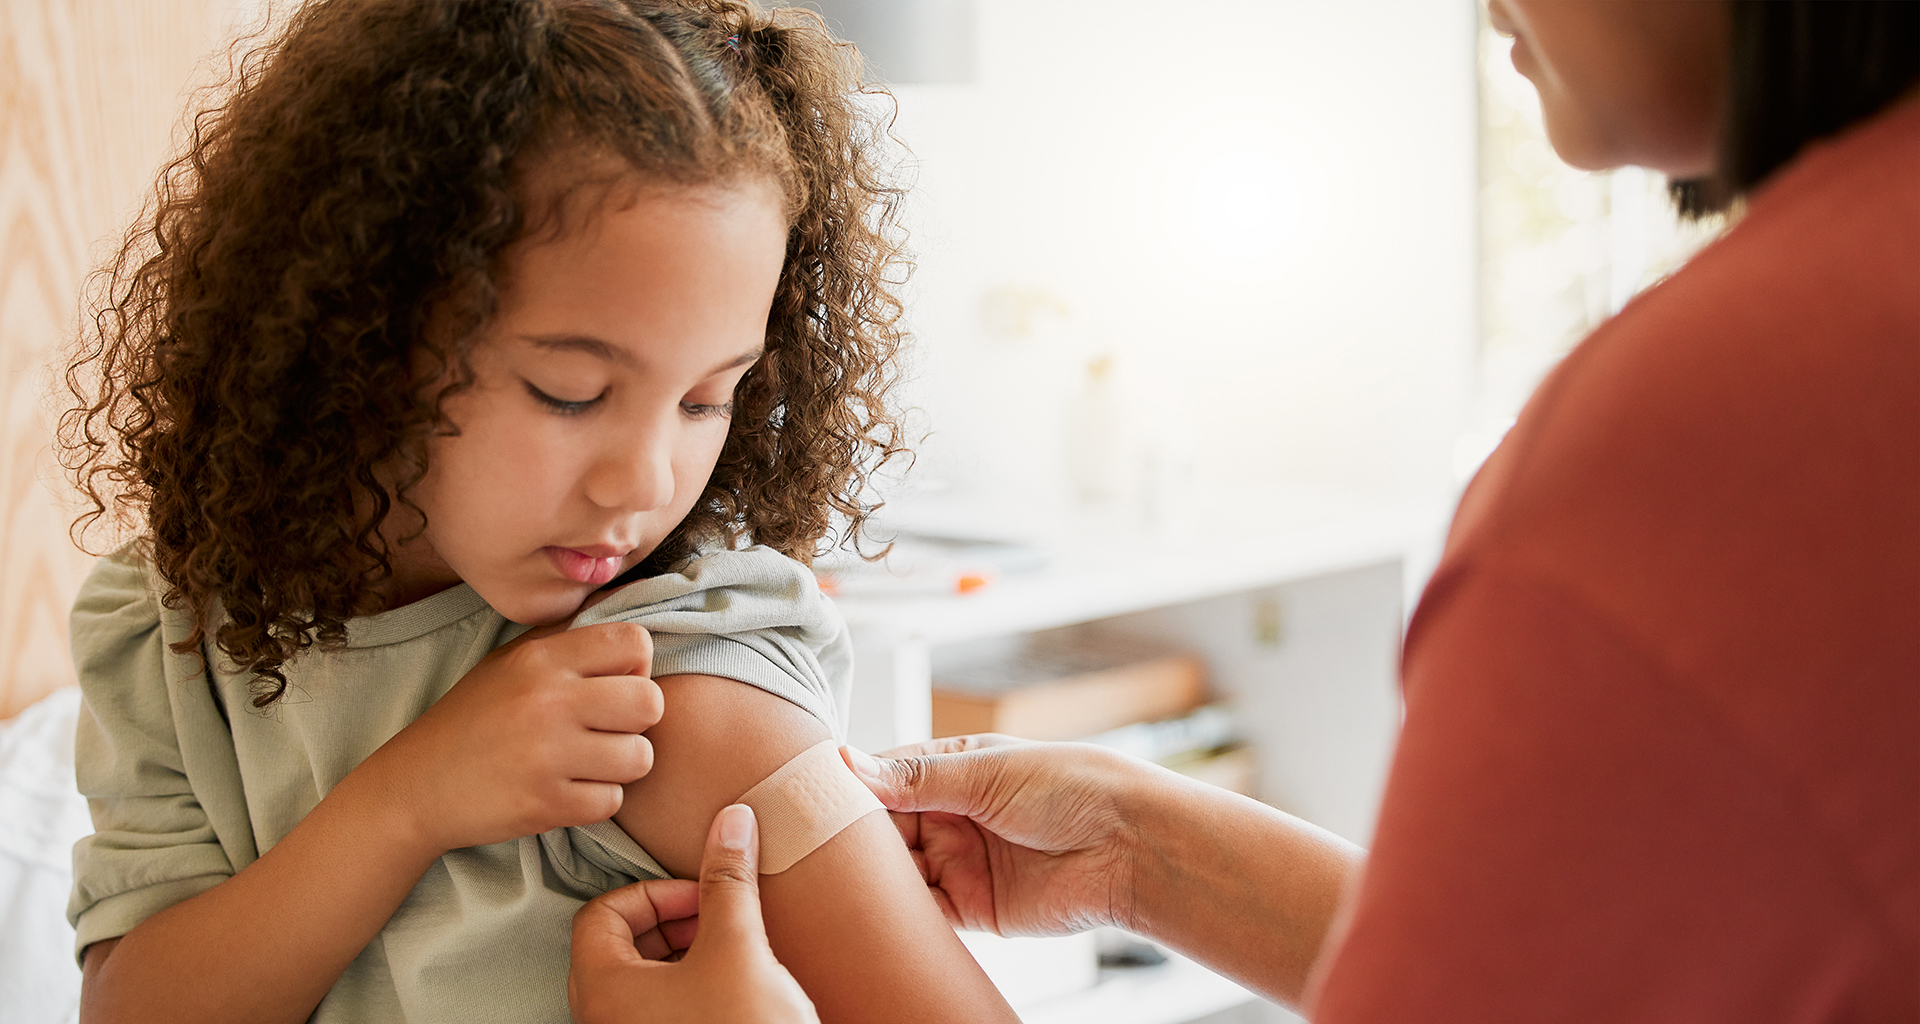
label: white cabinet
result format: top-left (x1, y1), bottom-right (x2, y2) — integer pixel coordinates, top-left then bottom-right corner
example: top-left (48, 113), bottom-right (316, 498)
top-left (831, 489), bottom-right (1450, 1022)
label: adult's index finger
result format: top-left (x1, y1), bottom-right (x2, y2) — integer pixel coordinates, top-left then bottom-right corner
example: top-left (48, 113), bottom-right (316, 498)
top-left (571, 881), bottom-right (700, 967)
top-left (570, 895), bottom-right (651, 970)
top-left (874, 733), bottom-right (1028, 760)
top-left (843, 744), bottom-right (1010, 817)
top-left (604, 879), bottom-right (701, 932)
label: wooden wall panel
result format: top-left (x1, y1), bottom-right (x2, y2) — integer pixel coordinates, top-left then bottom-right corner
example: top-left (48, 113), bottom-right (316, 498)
top-left (1, 0), bottom-right (240, 719)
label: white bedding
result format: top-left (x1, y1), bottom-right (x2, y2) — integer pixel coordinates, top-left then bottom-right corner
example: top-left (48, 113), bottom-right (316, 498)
top-left (0, 686), bottom-right (89, 1024)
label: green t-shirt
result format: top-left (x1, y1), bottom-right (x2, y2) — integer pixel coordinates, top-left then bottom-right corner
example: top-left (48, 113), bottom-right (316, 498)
top-left (66, 544), bottom-right (850, 1023)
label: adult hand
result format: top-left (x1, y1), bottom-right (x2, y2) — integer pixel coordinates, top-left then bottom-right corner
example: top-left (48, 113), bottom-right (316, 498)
top-left (842, 735), bottom-right (1154, 937)
top-left (363, 621), bottom-right (663, 853)
top-left (568, 804), bottom-right (818, 1024)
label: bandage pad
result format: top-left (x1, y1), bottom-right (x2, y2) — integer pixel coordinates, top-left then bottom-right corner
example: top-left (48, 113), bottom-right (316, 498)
top-left (738, 739), bottom-right (886, 874)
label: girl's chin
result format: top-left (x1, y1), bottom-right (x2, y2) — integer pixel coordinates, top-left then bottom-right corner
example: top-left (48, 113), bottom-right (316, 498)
top-left (483, 581), bottom-right (597, 627)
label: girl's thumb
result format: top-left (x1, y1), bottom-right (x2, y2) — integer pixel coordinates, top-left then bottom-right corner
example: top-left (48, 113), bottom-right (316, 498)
top-left (694, 804), bottom-right (771, 952)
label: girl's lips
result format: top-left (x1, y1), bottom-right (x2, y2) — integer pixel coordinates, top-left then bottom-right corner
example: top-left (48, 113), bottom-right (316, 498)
top-left (545, 546), bottom-right (626, 586)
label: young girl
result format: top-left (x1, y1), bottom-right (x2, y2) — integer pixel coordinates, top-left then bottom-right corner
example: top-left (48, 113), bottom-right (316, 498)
top-left (58, 2), bottom-right (1017, 1022)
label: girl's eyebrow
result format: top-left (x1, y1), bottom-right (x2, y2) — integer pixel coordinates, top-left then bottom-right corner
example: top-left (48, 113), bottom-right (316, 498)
top-left (521, 333), bottom-right (764, 374)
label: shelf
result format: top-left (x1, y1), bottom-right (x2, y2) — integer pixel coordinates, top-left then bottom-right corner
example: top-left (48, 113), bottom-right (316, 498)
top-left (837, 485), bottom-right (1430, 837)
top-left (834, 489), bottom-right (1448, 646)
top-left (1018, 949), bottom-right (1284, 1024)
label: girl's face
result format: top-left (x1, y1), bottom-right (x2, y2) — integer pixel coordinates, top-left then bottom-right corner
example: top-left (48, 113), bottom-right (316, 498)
top-left (397, 181), bottom-right (787, 625)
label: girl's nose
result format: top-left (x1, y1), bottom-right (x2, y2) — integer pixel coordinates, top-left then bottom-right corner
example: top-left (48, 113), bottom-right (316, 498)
top-left (583, 428), bottom-right (677, 512)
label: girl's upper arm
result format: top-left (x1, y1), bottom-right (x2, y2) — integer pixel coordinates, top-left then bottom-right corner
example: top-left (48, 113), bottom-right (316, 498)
top-left (80, 937), bottom-right (121, 1009)
top-left (613, 673), bottom-right (1018, 1024)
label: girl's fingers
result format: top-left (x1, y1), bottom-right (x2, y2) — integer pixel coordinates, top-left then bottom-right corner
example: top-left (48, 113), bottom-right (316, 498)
top-left (562, 780), bottom-right (628, 824)
top-left (565, 732), bottom-right (655, 786)
top-left (539, 622), bottom-right (654, 678)
top-left (570, 675), bottom-right (664, 734)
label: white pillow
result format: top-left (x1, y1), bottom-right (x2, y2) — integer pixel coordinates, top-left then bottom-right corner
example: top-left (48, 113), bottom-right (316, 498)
top-left (0, 686), bottom-right (89, 1024)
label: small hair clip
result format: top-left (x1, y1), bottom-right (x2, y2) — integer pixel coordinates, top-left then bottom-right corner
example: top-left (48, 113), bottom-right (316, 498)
top-left (724, 33), bottom-right (743, 53)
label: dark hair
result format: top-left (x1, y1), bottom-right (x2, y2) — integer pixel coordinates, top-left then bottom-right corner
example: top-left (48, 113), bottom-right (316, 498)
top-left (1674, 0), bottom-right (1920, 216)
top-left (60, 0), bottom-right (909, 706)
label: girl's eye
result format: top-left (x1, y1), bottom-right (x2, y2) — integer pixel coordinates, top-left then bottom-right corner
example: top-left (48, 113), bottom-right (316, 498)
top-left (524, 380), bottom-right (604, 415)
top-left (681, 400), bottom-right (735, 421)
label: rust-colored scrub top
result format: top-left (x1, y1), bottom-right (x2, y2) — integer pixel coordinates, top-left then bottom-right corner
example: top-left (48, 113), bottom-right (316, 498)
top-left (1314, 97), bottom-right (1920, 1021)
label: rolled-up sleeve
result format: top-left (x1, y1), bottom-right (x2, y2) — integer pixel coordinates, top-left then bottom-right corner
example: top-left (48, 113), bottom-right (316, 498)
top-left (66, 552), bottom-right (233, 960)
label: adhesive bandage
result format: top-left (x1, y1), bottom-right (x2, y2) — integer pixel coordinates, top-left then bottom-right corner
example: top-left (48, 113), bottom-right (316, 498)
top-left (738, 739), bottom-right (886, 874)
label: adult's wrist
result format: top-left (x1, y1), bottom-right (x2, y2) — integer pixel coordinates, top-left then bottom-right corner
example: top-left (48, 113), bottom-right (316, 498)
top-left (1107, 761), bottom-right (1365, 1005)
top-left (1107, 760), bottom-right (1212, 937)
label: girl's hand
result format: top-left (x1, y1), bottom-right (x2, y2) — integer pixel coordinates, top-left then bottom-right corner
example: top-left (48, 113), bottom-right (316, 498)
top-left (844, 735), bottom-right (1146, 937)
top-left (365, 622), bottom-right (664, 854)
top-left (568, 805), bottom-right (818, 1024)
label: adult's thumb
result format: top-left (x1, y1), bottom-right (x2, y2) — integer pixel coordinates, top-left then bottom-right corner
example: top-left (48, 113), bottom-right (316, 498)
top-left (692, 804), bottom-right (771, 954)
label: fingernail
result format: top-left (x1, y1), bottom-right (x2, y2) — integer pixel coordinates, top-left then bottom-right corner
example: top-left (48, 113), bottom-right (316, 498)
top-left (842, 745), bottom-right (881, 782)
top-left (719, 803), bottom-right (754, 851)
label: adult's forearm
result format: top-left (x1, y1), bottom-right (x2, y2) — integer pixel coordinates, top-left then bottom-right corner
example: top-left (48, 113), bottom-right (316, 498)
top-left (1120, 769), bottom-right (1366, 1007)
top-left (82, 763), bottom-right (442, 1024)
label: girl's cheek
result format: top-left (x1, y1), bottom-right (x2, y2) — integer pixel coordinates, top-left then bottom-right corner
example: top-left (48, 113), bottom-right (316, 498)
top-left (695, 430), bottom-right (732, 470)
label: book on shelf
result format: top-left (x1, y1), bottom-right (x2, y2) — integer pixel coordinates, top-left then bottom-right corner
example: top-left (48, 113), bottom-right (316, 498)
top-left (1160, 742), bottom-right (1256, 796)
top-left (1079, 703), bottom-right (1235, 761)
top-left (931, 627), bottom-right (1259, 796)
top-left (931, 629), bottom-right (1205, 741)
top-left (1083, 704), bottom-right (1257, 796)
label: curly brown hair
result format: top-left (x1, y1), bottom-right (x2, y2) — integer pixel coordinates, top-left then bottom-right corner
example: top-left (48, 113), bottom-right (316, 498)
top-left (60, 0), bottom-right (908, 705)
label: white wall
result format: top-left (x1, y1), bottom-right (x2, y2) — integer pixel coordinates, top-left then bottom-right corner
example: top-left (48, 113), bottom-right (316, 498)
top-left (879, 0), bottom-right (1480, 531)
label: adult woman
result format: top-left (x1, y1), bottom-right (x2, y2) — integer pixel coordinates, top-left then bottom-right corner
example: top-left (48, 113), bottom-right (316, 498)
top-left (568, 1), bottom-right (1919, 1019)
